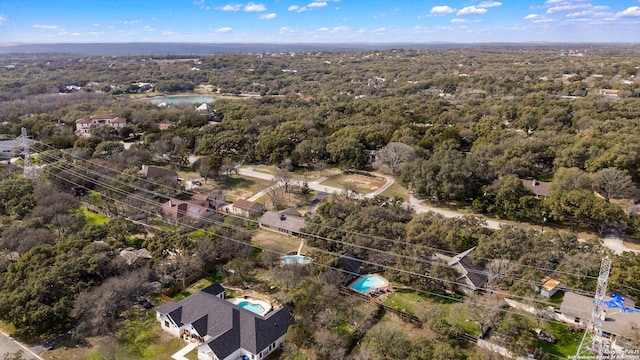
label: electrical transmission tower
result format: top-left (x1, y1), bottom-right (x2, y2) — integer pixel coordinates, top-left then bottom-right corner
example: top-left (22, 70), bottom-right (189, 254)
top-left (575, 256), bottom-right (611, 359)
top-left (17, 127), bottom-right (38, 179)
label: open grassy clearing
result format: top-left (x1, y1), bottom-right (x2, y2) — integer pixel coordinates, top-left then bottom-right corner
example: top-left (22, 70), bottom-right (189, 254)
top-left (251, 229), bottom-right (302, 254)
top-left (80, 206), bottom-right (110, 225)
top-left (226, 175), bottom-right (273, 200)
top-left (43, 313), bottom-right (185, 360)
top-left (379, 180), bottom-right (409, 200)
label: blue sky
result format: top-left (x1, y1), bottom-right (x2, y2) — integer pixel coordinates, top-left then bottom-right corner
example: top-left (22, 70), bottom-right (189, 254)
top-left (0, 0), bottom-right (639, 43)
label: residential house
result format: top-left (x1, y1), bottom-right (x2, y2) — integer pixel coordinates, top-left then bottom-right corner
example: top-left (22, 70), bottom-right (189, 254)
top-left (558, 292), bottom-right (640, 350)
top-left (539, 276), bottom-right (562, 298)
top-left (75, 114), bottom-right (127, 136)
top-left (521, 179), bottom-right (551, 198)
top-left (139, 165), bottom-right (179, 182)
top-left (161, 198), bottom-right (209, 222)
top-left (432, 247), bottom-right (487, 294)
top-left (0, 138), bottom-right (33, 161)
top-left (598, 89), bottom-right (620, 100)
top-left (258, 208), bottom-right (306, 237)
top-left (339, 251), bottom-right (363, 275)
top-left (224, 199), bottom-right (264, 217)
top-left (156, 284), bottom-right (294, 360)
top-left (192, 191), bottom-right (226, 210)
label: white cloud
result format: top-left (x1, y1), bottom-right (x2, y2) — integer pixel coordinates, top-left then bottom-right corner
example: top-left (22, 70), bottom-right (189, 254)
top-left (88, 31), bottom-right (104, 36)
top-left (547, 3), bottom-right (590, 13)
top-left (123, 19), bottom-right (143, 24)
top-left (219, 4), bottom-right (241, 11)
top-left (333, 26), bottom-right (349, 31)
top-left (279, 27), bottom-right (295, 33)
top-left (616, 6), bottom-right (640, 17)
top-left (92, 23), bottom-right (100, 27)
top-left (71, 32), bottom-right (80, 36)
top-left (316, 27), bottom-right (329, 31)
top-left (430, 5), bottom-right (456, 15)
top-left (259, 13), bottom-right (277, 19)
top-left (524, 13), bottom-right (541, 19)
top-left (0, 14), bottom-right (6, 26)
top-left (451, 18), bottom-right (467, 23)
top-left (32, 24), bottom-right (58, 29)
top-left (163, 30), bottom-right (175, 35)
top-left (288, 5), bottom-right (307, 12)
top-left (143, 26), bottom-right (155, 31)
top-left (244, 3), bottom-right (266, 12)
top-left (216, 27), bottom-right (233, 32)
top-left (308, 1), bottom-right (327, 7)
top-left (457, 6), bottom-right (487, 15)
top-left (478, 1), bottom-right (502, 8)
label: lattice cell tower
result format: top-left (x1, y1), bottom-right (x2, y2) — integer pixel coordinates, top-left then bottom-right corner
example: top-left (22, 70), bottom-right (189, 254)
top-left (18, 127), bottom-right (38, 179)
top-left (575, 256), bottom-right (611, 359)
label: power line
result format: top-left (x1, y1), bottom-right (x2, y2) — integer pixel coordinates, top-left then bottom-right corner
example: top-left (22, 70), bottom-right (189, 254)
top-left (41, 164), bottom-right (601, 333)
top-left (37, 152), bottom-right (606, 308)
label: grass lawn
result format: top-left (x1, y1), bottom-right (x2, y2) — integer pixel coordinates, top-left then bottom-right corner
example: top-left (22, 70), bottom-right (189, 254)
top-left (537, 321), bottom-right (583, 358)
top-left (379, 180), bottom-right (409, 201)
top-left (108, 313), bottom-right (186, 360)
top-left (251, 229), bottom-right (301, 254)
top-left (45, 312), bottom-right (185, 360)
top-left (80, 206), bottom-right (110, 225)
top-left (187, 229), bottom-right (206, 238)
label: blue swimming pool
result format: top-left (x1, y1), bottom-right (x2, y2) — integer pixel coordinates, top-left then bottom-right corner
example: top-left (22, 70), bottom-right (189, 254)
top-left (350, 275), bottom-right (387, 293)
top-left (237, 301), bottom-right (265, 314)
top-left (282, 255), bottom-right (311, 264)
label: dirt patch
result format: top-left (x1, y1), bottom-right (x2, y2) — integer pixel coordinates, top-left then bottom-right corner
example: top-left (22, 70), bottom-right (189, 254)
top-left (321, 173), bottom-right (386, 193)
top-left (252, 230), bottom-right (301, 254)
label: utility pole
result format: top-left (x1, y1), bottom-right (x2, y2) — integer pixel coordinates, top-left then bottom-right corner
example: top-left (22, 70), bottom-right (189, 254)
top-left (18, 127), bottom-right (38, 179)
top-left (575, 256), bottom-right (611, 359)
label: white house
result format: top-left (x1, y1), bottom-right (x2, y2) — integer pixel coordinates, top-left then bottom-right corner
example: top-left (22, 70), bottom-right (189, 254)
top-left (156, 284), bottom-right (294, 360)
top-left (75, 114), bottom-right (127, 136)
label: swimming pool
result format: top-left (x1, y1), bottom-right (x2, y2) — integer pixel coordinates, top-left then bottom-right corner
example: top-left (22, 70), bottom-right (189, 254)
top-left (350, 274), bottom-right (388, 293)
top-left (282, 255), bottom-right (311, 264)
top-left (227, 297), bottom-right (272, 316)
top-left (237, 301), bottom-right (265, 314)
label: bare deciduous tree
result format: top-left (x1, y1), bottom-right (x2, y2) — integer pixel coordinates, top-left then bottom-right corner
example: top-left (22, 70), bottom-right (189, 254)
top-left (592, 167), bottom-right (633, 202)
top-left (375, 142), bottom-right (416, 173)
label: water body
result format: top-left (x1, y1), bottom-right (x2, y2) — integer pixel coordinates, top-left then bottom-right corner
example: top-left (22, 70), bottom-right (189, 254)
top-left (350, 275), bottom-right (387, 293)
top-left (148, 96), bottom-right (217, 105)
top-left (237, 301), bottom-right (266, 314)
top-left (282, 255), bottom-right (312, 265)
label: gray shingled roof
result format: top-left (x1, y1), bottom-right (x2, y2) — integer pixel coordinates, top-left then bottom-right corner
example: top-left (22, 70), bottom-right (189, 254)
top-left (156, 284), bottom-right (294, 357)
top-left (560, 292), bottom-right (640, 339)
top-left (259, 209), bottom-right (306, 234)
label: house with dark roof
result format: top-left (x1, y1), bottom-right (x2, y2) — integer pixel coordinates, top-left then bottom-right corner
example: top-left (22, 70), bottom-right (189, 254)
top-left (139, 165), bottom-right (179, 181)
top-left (258, 208), bottom-right (306, 237)
top-left (521, 179), bottom-right (551, 198)
top-left (339, 251), bottom-right (363, 275)
top-left (156, 284), bottom-right (293, 360)
top-left (432, 247), bottom-right (487, 294)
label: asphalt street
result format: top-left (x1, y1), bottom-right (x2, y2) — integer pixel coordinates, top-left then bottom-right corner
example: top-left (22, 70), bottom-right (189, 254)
top-left (0, 330), bottom-right (41, 360)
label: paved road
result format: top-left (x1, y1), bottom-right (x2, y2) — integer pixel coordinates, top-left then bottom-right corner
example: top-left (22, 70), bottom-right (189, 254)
top-left (237, 167), bottom-right (639, 254)
top-left (408, 195), bottom-right (504, 230)
top-left (0, 330), bottom-right (42, 360)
